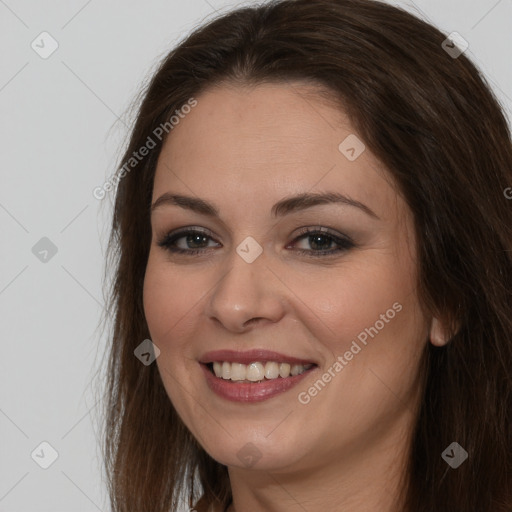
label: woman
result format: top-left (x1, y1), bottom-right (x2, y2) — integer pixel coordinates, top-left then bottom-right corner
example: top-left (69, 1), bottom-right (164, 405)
top-left (100, 0), bottom-right (512, 511)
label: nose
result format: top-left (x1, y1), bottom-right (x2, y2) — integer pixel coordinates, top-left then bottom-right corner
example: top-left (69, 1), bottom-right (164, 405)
top-left (204, 247), bottom-right (286, 333)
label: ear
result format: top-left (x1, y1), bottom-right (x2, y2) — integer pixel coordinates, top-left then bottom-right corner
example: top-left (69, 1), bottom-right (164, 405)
top-left (428, 317), bottom-right (451, 347)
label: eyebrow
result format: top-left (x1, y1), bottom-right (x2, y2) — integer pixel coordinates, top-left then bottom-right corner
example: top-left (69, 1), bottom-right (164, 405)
top-left (150, 191), bottom-right (380, 220)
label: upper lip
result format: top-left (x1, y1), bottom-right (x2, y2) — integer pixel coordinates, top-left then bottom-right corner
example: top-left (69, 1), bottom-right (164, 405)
top-left (199, 349), bottom-right (317, 366)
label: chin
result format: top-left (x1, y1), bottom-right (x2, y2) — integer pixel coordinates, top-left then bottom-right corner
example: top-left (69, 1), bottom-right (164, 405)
top-left (198, 429), bottom-right (310, 472)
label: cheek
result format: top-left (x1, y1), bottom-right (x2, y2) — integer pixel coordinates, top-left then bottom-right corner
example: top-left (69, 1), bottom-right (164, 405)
top-left (291, 257), bottom-right (427, 417)
top-left (297, 260), bottom-right (416, 354)
top-left (143, 263), bottom-right (170, 339)
top-left (290, 266), bottom-right (425, 441)
top-left (142, 256), bottom-right (200, 351)
top-left (142, 258), bottom-right (202, 410)
top-left (325, 270), bottom-right (426, 408)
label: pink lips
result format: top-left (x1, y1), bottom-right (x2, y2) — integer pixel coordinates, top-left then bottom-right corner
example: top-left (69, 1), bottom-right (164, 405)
top-left (200, 363), bottom-right (317, 402)
top-left (198, 349), bottom-right (318, 402)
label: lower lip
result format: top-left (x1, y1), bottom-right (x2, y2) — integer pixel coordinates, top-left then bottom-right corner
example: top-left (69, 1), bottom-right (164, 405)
top-left (200, 363), bottom-right (317, 402)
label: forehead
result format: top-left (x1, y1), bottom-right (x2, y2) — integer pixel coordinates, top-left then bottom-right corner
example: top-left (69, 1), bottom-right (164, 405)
top-left (153, 82), bottom-right (401, 222)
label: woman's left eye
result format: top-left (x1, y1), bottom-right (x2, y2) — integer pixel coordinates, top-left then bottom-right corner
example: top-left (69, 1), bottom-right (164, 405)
top-left (156, 227), bottom-right (355, 257)
top-left (291, 228), bottom-right (355, 256)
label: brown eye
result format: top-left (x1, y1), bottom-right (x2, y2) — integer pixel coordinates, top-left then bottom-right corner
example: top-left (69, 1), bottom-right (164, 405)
top-left (290, 228), bottom-right (355, 257)
top-left (157, 228), bottom-right (220, 255)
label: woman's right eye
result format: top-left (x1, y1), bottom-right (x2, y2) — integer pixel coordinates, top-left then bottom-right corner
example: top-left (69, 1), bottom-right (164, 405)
top-left (157, 228), bottom-right (219, 256)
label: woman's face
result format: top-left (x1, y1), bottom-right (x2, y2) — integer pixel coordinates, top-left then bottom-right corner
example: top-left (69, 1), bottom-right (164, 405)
top-left (143, 82), bottom-right (432, 473)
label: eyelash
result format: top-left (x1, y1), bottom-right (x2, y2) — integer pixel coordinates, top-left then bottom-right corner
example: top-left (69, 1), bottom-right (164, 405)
top-left (156, 226), bottom-right (355, 258)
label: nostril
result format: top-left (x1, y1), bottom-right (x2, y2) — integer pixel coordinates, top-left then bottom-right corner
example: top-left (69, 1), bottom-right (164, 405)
top-left (244, 317), bottom-right (264, 327)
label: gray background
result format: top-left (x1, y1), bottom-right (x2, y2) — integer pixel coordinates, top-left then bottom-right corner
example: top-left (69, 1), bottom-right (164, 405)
top-left (1, 0), bottom-right (510, 511)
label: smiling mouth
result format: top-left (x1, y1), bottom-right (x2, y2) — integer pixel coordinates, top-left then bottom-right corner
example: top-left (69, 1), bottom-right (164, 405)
top-left (205, 361), bottom-right (317, 383)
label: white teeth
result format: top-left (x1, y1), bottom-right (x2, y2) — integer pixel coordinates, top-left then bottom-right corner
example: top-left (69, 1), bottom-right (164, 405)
top-left (246, 362), bottom-right (265, 382)
top-left (208, 361), bottom-right (313, 381)
top-left (279, 363), bottom-right (291, 378)
top-left (264, 361), bottom-right (280, 379)
top-left (213, 361), bottom-right (222, 377)
top-left (290, 364), bottom-right (303, 376)
top-left (221, 361), bottom-right (231, 380)
top-left (230, 362), bottom-right (246, 381)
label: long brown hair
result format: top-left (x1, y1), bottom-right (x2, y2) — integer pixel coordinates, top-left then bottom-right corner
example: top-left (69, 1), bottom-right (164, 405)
top-left (99, 1), bottom-right (512, 510)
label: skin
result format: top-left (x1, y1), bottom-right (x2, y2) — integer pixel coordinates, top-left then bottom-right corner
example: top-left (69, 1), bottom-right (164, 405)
top-left (143, 82), bottom-right (449, 512)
